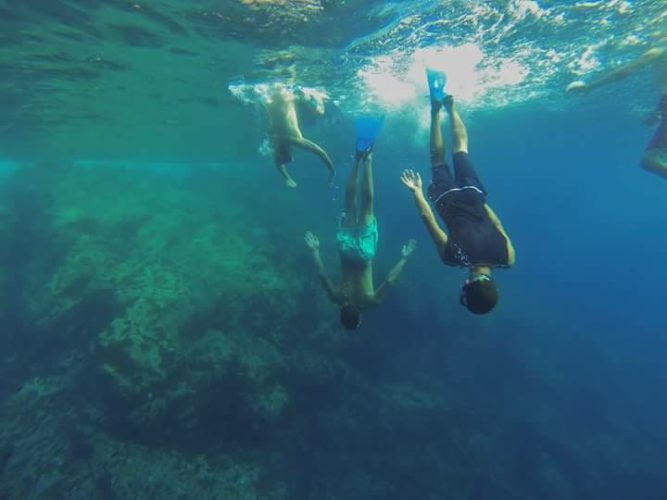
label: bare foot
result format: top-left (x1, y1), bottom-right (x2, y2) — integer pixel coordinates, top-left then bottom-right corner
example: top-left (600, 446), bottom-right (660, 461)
top-left (566, 80), bottom-right (588, 93)
top-left (286, 178), bottom-right (297, 188)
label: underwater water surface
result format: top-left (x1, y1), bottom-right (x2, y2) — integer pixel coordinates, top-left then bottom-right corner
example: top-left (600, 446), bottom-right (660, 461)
top-left (1, 1), bottom-right (667, 499)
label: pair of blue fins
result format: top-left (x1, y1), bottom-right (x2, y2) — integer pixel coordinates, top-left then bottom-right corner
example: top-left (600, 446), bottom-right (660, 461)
top-left (354, 69), bottom-right (447, 155)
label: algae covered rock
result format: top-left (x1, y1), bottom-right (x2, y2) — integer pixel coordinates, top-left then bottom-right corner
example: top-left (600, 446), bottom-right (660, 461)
top-left (6, 163), bottom-right (301, 440)
top-left (0, 369), bottom-right (284, 499)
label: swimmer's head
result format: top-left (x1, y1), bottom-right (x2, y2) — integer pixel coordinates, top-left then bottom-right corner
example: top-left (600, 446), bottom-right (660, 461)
top-left (459, 274), bottom-right (499, 315)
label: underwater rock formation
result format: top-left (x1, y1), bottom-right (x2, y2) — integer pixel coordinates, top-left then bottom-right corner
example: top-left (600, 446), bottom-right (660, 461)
top-left (0, 162), bottom-right (308, 496)
top-left (1, 162), bottom-right (666, 499)
top-left (16, 164), bottom-right (300, 438)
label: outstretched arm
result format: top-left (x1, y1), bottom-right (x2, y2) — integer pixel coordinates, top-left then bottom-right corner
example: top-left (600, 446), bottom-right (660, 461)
top-left (400, 170), bottom-right (448, 256)
top-left (567, 46), bottom-right (665, 93)
top-left (304, 232), bottom-right (342, 304)
top-left (373, 240), bottom-right (416, 304)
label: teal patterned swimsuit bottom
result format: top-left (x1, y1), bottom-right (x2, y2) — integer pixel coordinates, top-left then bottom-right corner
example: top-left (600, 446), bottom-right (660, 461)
top-left (336, 216), bottom-right (378, 264)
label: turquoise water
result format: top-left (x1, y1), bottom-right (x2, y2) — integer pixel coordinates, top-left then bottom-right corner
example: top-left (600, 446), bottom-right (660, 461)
top-left (1, 1), bottom-right (667, 498)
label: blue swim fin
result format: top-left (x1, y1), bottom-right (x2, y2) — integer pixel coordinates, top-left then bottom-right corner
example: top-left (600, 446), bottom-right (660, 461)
top-left (354, 114), bottom-right (385, 155)
top-left (426, 68), bottom-right (447, 103)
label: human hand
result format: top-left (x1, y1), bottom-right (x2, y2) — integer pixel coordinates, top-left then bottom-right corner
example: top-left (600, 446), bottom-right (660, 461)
top-left (299, 89), bottom-right (326, 116)
top-left (400, 169), bottom-right (422, 192)
top-left (312, 96), bottom-right (326, 116)
top-left (566, 80), bottom-right (588, 93)
top-left (401, 239), bottom-right (417, 258)
top-left (304, 231), bottom-right (320, 251)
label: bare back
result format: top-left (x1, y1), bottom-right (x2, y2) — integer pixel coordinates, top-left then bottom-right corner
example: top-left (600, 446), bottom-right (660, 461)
top-left (265, 87), bottom-right (303, 140)
top-left (339, 261), bottom-right (377, 309)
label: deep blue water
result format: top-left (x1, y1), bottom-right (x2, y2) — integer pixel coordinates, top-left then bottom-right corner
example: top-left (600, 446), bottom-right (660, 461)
top-left (2, 0), bottom-right (667, 498)
top-left (278, 87), bottom-right (667, 495)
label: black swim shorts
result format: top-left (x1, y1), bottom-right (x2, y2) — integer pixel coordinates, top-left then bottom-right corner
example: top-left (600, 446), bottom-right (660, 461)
top-left (274, 142), bottom-right (293, 165)
top-left (427, 151), bottom-right (487, 205)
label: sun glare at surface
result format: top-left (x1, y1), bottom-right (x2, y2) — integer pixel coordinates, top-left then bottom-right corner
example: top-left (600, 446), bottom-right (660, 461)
top-left (358, 44), bottom-right (529, 111)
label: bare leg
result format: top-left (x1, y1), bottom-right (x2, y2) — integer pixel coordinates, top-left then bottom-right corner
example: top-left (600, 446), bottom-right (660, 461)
top-left (360, 155), bottom-right (374, 225)
top-left (444, 97), bottom-right (469, 154)
top-left (342, 157), bottom-right (362, 227)
top-left (274, 161), bottom-right (297, 188)
top-left (641, 149), bottom-right (667, 178)
top-left (430, 103), bottom-right (446, 167)
top-left (289, 137), bottom-right (336, 181)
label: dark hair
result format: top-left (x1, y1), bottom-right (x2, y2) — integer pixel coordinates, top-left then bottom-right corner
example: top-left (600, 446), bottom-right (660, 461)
top-left (340, 305), bottom-right (362, 330)
top-left (461, 278), bottom-right (499, 314)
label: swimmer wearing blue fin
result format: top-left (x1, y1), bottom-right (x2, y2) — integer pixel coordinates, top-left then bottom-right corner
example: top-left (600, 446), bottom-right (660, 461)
top-left (305, 116), bottom-right (416, 330)
top-left (401, 70), bottom-right (515, 315)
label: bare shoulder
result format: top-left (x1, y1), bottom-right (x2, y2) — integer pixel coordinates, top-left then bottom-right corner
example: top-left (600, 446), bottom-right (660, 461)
top-left (368, 292), bottom-right (385, 308)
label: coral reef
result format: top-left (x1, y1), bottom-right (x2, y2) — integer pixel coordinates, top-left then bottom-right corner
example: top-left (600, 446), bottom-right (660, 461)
top-left (18, 164), bottom-right (299, 434)
top-left (0, 163), bottom-right (301, 496)
top-left (1, 162), bottom-right (666, 499)
top-left (0, 368), bottom-right (284, 499)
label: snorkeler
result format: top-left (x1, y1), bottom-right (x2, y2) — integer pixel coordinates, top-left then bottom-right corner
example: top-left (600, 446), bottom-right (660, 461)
top-left (304, 116), bottom-right (416, 330)
top-left (566, 35), bottom-right (667, 178)
top-left (400, 70), bottom-right (515, 315)
top-left (263, 83), bottom-right (336, 188)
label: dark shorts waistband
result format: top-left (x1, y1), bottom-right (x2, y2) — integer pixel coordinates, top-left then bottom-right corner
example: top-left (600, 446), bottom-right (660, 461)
top-left (428, 152), bottom-right (486, 203)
